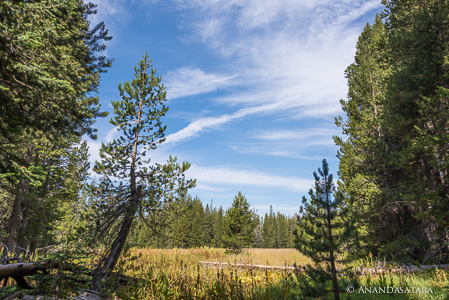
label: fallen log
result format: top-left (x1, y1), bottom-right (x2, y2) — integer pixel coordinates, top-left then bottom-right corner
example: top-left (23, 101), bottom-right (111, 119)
top-left (361, 264), bottom-right (449, 275)
top-left (198, 261), bottom-right (449, 274)
top-left (0, 261), bottom-right (144, 290)
top-left (1, 291), bottom-right (24, 300)
top-left (0, 261), bottom-right (56, 289)
top-left (198, 261), bottom-right (295, 270)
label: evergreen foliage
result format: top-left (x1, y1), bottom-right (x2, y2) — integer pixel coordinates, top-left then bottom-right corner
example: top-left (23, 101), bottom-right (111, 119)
top-left (89, 53), bottom-right (195, 289)
top-left (0, 0), bottom-right (111, 259)
top-left (125, 194), bottom-right (297, 250)
top-left (294, 159), bottom-right (356, 300)
top-left (382, 0), bottom-right (449, 231)
top-left (0, 0), bottom-right (111, 184)
top-left (222, 192), bottom-right (256, 252)
top-left (335, 0), bottom-right (449, 261)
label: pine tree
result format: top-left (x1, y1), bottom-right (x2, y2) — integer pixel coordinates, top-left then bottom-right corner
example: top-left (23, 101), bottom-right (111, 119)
top-left (287, 215), bottom-right (297, 248)
top-left (276, 212), bottom-right (289, 248)
top-left (253, 213), bottom-right (263, 248)
top-left (90, 53), bottom-right (195, 289)
top-left (262, 206), bottom-right (276, 248)
top-left (333, 14), bottom-right (408, 253)
top-left (382, 0), bottom-right (449, 234)
top-left (0, 0), bottom-right (111, 183)
top-left (189, 197), bottom-right (205, 248)
top-left (1, 0), bottom-right (112, 259)
top-left (294, 159), bottom-right (356, 300)
top-left (213, 206), bottom-right (224, 248)
top-left (335, 1), bottom-right (449, 260)
top-left (222, 192), bottom-right (256, 252)
top-left (203, 204), bottom-right (214, 247)
top-left (169, 195), bottom-right (191, 248)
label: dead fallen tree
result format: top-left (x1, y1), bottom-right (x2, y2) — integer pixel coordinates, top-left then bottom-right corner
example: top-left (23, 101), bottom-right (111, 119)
top-left (0, 261), bottom-right (56, 289)
top-left (198, 261), bottom-right (449, 274)
top-left (0, 261), bottom-right (143, 290)
top-left (361, 264), bottom-right (449, 275)
top-left (198, 261), bottom-right (295, 271)
top-left (1, 289), bottom-right (107, 300)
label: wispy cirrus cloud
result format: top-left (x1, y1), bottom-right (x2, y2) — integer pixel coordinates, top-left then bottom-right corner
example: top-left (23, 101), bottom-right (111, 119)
top-left (252, 128), bottom-right (337, 140)
top-left (165, 67), bottom-right (237, 100)
top-left (229, 128), bottom-right (340, 159)
top-left (186, 165), bottom-right (313, 192)
top-left (160, 0), bottom-right (382, 144)
top-left (164, 102), bottom-right (283, 144)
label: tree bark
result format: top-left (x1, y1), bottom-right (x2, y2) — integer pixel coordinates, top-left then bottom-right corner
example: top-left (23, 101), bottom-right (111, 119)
top-left (0, 261), bottom-right (52, 289)
top-left (91, 214), bottom-right (135, 289)
top-left (4, 144), bottom-right (33, 256)
top-left (0, 262), bottom-right (143, 290)
top-left (91, 72), bottom-right (147, 290)
top-left (325, 177), bottom-right (340, 300)
top-left (4, 180), bottom-right (26, 256)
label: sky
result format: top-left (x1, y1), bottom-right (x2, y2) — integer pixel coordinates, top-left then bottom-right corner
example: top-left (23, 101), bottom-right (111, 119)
top-left (85, 0), bottom-right (384, 217)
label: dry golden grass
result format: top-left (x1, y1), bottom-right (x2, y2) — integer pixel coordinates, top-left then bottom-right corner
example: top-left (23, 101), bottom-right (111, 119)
top-left (113, 248), bottom-right (447, 299)
top-left (241, 248), bottom-right (309, 266)
top-left (129, 247), bottom-right (308, 268)
top-left (112, 247), bottom-right (304, 299)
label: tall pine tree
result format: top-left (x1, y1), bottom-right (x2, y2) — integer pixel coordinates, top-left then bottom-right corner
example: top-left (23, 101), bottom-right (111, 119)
top-left (91, 53), bottom-right (195, 289)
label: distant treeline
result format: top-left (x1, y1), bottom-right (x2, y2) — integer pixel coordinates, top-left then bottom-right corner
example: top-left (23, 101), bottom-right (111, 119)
top-left (128, 195), bottom-right (298, 249)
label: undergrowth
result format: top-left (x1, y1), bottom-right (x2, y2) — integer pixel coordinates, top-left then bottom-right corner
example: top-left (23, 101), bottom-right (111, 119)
top-left (1, 248), bottom-right (448, 299)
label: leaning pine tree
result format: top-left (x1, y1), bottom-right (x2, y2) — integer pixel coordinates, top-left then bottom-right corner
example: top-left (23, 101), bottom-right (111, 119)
top-left (90, 53), bottom-right (195, 290)
top-left (294, 159), bottom-right (357, 300)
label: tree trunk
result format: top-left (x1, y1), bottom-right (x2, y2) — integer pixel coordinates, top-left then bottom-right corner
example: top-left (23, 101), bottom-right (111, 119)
top-left (0, 261), bottom-right (53, 289)
top-left (92, 79), bottom-right (146, 290)
top-left (91, 186), bottom-right (141, 290)
top-left (4, 180), bottom-right (26, 256)
top-left (325, 178), bottom-right (340, 300)
top-left (91, 215), bottom-right (134, 289)
top-left (4, 144), bottom-right (33, 256)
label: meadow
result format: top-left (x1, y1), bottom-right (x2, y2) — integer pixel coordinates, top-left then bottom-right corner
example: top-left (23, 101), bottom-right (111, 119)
top-left (1, 247), bottom-right (448, 299)
top-left (103, 247), bottom-right (449, 300)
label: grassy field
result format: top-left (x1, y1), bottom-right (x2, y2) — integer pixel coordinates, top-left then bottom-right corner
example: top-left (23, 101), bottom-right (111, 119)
top-left (107, 247), bottom-right (449, 300)
top-left (130, 248), bottom-right (309, 266)
top-left (1, 247), bottom-right (447, 299)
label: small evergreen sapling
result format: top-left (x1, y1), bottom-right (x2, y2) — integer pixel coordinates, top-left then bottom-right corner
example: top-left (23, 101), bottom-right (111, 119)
top-left (294, 159), bottom-right (357, 300)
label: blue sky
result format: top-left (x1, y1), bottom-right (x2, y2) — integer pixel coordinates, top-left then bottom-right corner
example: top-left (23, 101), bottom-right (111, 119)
top-left (85, 0), bottom-right (384, 216)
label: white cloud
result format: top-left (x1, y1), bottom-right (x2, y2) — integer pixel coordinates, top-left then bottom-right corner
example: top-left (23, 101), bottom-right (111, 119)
top-left (227, 128), bottom-right (340, 159)
top-left (164, 102), bottom-right (282, 144)
top-left (85, 140), bottom-right (101, 165)
top-left (105, 127), bottom-right (120, 143)
top-left (194, 183), bottom-right (226, 192)
top-left (165, 67), bottom-right (237, 99)
top-left (186, 165), bottom-right (313, 192)
top-left (91, 0), bottom-right (382, 146)
top-left (158, 0), bottom-right (382, 144)
top-left (88, 0), bottom-right (130, 28)
top-left (252, 128), bottom-right (338, 140)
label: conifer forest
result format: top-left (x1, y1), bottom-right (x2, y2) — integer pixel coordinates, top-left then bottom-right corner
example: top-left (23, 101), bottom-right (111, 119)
top-left (1, 0), bottom-right (449, 299)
